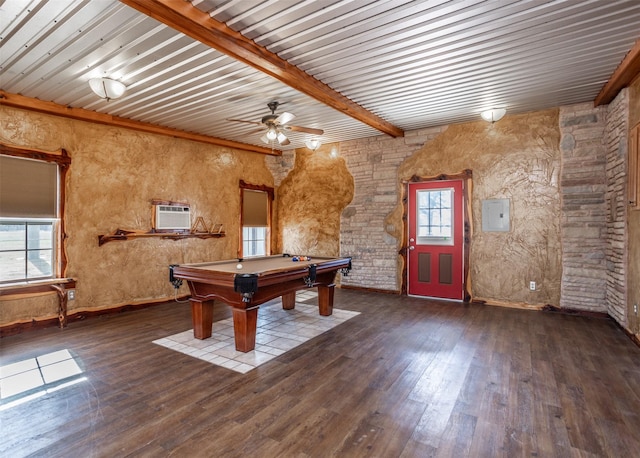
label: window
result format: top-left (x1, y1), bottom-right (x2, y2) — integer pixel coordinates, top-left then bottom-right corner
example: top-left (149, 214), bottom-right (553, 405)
top-left (416, 188), bottom-right (453, 245)
top-left (0, 147), bottom-right (69, 284)
top-left (242, 227), bottom-right (267, 257)
top-left (0, 222), bottom-right (55, 282)
top-left (239, 183), bottom-right (273, 258)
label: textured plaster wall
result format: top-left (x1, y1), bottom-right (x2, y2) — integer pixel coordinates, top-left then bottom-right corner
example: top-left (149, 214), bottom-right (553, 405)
top-left (629, 76), bottom-right (640, 335)
top-left (0, 106), bottom-right (274, 325)
top-left (391, 110), bottom-right (562, 306)
top-left (274, 145), bottom-right (353, 257)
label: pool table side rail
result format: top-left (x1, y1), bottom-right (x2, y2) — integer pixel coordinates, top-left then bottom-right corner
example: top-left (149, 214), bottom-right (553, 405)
top-left (171, 257), bottom-right (351, 309)
top-left (172, 256), bottom-right (350, 285)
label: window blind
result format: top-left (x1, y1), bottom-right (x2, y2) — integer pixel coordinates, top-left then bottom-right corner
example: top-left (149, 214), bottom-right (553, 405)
top-left (242, 189), bottom-right (268, 227)
top-left (0, 155), bottom-right (58, 218)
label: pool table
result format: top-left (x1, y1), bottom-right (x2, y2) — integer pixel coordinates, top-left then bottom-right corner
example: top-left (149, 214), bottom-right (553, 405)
top-left (170, 254), bottom-right (351, 352)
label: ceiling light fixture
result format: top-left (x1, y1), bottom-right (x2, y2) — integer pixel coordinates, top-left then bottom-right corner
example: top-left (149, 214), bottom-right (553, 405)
top-left (266, 125), bottom-right (278, 141)
top-left (276, 132), bottom-right (288, 145)
top-left (89, 77), bottom-right (127, 101)
top-left (305, 138), bottom-right (321, 151)
top-left (480, 108), bottom-right (506, 123)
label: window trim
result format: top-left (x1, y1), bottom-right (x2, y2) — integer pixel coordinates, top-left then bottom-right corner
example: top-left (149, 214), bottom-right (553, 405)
top-left (242, 226), bottom-right (268, 258)
top-left (238, 180), bottom-right (273, 259)
top-left (0, 220), bottom-right (57, 284)
top-left (0, 144), bottom-right (71, 290)
top-left (415, 187), bottom-right (455, 246)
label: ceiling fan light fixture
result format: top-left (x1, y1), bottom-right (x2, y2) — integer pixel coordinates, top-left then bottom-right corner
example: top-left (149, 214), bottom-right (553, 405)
top-left (305, 138), bottom-right (321, 151)
top-left (480, 108), bottom-right (506, 123)
top-left (276, 132), bottom-right (289, 145)
top-left (89, 77), bottom-right (127, 101)
top-left (266, 125), bottom-right (278, 141)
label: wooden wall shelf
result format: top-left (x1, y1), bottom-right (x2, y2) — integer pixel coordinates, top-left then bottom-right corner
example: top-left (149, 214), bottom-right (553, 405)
top-left (98, 228), bottom-right (225, 246)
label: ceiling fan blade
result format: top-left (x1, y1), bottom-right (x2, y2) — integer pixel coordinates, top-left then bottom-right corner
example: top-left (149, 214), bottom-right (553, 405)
top-left (275, 112), bottom-right (295, 125)
top-left (285, 125), bottom-right (324, 136)
top-left (277, 132), bottom-right (290, 145)
top-left (227, 118), bottom-right (262, 126)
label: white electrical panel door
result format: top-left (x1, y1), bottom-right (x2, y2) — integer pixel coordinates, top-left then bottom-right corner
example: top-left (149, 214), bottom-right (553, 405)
top-left (482, 199), bottom-right (510, 232)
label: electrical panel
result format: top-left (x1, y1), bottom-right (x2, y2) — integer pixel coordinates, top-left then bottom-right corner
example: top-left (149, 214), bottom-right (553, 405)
top-left (482, 198), bottom-right (510, 232)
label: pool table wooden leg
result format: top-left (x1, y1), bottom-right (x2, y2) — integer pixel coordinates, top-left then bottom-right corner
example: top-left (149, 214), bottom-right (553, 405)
top-left (317, 284), bottom-right (335, 316)
top-left (282, 291), bottom-right (296, 310)
top-left (191, 298), bottom-right (214, 339)
top-left (232, 306), bottom-right (259, 352)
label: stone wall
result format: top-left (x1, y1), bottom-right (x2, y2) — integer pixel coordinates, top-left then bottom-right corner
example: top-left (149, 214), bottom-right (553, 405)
top-left (339, 128), bottom-right (446, 291)
top-left (265, 150), bottom-right (295, 186)
top-left (558, 104), bottom-right (608, 312)
top-left (628, 76), bottom-right (640, 336)
top-left (605, 89), bottom-right (630, 325)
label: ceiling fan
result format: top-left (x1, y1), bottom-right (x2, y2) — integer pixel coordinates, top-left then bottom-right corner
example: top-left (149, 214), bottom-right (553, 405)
top-left (227, 101), bottom-right (324, 146)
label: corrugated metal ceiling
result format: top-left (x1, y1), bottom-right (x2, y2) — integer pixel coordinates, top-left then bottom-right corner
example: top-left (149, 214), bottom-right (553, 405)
top-left (1, 0), bottom-right (639, 152)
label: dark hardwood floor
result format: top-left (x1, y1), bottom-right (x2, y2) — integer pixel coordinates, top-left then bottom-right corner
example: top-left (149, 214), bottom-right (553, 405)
top-left (1, 289), bottom-right (639, 457)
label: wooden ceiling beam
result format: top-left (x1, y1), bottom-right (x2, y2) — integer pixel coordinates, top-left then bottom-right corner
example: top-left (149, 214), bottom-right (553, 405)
top-left (595, 39), bottom-right (640, 107)
top-left (0, 91), bottom-right (280, 156)
top-left (119, 0), bottom-right (404, 138)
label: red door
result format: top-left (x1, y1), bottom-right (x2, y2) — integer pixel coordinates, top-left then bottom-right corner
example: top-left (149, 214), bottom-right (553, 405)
top-left (408, 180), bottom-right (464, 300)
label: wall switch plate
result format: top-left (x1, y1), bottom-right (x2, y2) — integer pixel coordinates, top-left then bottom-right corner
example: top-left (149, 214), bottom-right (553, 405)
top-left (68, 289), bottom-right (76, 300)
top-left (529, 281), bottom-right (536, 291)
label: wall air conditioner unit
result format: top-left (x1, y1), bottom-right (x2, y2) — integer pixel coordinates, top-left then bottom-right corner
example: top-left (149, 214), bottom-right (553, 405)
top-left (155, 205), bottom-right (191, 231)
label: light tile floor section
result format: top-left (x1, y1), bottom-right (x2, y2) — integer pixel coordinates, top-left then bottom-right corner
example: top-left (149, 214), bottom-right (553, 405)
top-left (153, 291), bottom-right (359, 374)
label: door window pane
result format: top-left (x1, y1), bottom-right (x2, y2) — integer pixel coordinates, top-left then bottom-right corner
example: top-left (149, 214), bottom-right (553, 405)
top-left (416, 188), bottom-right (453, 244)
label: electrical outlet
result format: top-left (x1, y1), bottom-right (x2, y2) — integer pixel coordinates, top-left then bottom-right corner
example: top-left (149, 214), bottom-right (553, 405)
top-left (529, 281), bottom-right (536, 291)
top-left (68, 289), bottom-right (76, 300)
top-left (634, 303), bottom-right (638, 315)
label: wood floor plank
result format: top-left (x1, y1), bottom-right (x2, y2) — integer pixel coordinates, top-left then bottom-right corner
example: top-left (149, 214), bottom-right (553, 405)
top-left (531, 402), bottom-right (574, 458)
top-left (358, 396), bottom-right (427, 457)
top-left (334, 417), bottom-right (385, 456)
top-left (467, 418), bottom-right (504, 457)
top-left (2, 289), bottom-right (640, 457)
top-left (557, 382), bottom-right (607, 455)
top-left (432, 411), bottom-right (477, 457)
